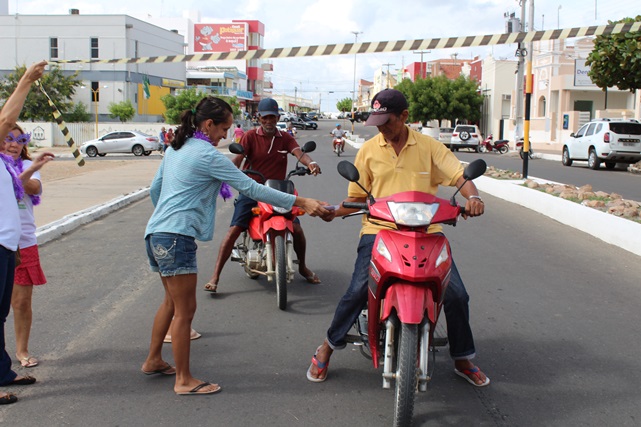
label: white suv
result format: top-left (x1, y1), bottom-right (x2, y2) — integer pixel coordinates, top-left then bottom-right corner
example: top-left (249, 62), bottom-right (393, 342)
top-left (449, 125), bottom-right (481, 152)
top-left (562, 119), bottom-right (641, 170)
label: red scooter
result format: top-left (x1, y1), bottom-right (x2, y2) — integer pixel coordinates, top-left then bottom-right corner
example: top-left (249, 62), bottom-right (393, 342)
top-left (338, 159), bottom-right (487, 427)
top-left (479, 134), bottom-right (509, 154)
top-left (229, 141), bottom-right (316, 310)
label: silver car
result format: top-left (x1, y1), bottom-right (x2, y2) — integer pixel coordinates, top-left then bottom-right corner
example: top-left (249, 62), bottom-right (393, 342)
top-left (80, 131), bottom-right (160, 157)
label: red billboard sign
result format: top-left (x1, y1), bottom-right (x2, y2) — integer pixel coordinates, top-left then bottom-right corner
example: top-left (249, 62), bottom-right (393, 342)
top-left (194, 23), bottom-right (247, 53)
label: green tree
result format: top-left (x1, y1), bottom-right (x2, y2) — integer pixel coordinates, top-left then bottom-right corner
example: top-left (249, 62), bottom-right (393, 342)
top-left (108, 100), bottom-right (135, 122)
top-left (336, 97), bottom-right (352, 113)
top-left (0, 65), bottom-right (82, 121)
top-left (586, 15), bottom-right (641, 92)
top-left (161, 88), bottom-right (207, 124)
top-left (64, 102), bottom-right (91, 122)
top-left (445, 76), bottom-right (482, 125)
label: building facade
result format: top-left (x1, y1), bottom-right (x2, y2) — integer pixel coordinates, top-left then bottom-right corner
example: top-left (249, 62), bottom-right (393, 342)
top-left (0, 11), bottom-right (186, 122)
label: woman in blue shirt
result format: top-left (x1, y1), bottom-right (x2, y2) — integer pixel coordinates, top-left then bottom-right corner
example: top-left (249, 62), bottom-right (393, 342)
top-left (141, 96), bottom-right (328, 396)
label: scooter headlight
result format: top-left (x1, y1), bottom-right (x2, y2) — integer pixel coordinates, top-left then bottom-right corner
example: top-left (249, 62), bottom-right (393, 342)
top-left (376, 237), bottom-right (392, 263)
top-left (387, 202), bottom-right (439, 227)
top-left (273, 206), bottom-right (291, 214)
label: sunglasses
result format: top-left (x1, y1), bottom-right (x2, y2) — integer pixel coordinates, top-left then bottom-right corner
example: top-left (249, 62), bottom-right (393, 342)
top-left (4, 133), bottom-right (31, 145)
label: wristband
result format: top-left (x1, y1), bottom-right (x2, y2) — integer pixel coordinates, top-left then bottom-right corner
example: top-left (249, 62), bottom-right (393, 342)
top-left (468, 195), bottom-right (483, 203)
top-left (309, 161), bottom-right (318, 165)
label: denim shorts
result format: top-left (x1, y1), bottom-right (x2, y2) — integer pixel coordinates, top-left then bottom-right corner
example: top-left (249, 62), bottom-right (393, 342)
top-left (145, 233), bottom-right (198, 277)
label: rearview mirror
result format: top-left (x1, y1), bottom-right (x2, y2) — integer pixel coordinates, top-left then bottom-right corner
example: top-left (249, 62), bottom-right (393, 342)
top-left (337, 160), bottom-right (360, 182)
top-left (463, 159), bottom-right (487, 181)
top-left (229, 143), bottom-right (245, 155)
top-left (302, 141), bottom-right (316, 153)
top-left (570, 132), bottom-right (575, 138)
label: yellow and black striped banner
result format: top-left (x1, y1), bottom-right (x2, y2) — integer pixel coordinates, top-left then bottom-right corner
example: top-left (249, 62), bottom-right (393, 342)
top-left (51, 22), bottom-right (640, 65)
top-left (35, 80), bottom-right (85, 167)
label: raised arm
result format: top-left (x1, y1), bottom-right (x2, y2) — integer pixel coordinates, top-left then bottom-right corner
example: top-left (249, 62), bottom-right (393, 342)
top-left (0, 61), bottom-right (47, 140)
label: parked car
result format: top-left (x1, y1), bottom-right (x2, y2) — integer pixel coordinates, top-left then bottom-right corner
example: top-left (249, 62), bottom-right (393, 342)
top-left (449, 124), bottom-right (482, 152)
top-left (438, 127), bottom-right (455, 144)
top-left (79, 131), bottom-right (160, 157)
top-left (306, 111), bottom-right (319, 121)
top-left (276, 121), bottom-right (288, 131)
top-left (279, 111), bottom-right (297, 122)
top-left (562, 118), bottom-right (641, 170)
top-left (301, 116), bottom-right (318, 129)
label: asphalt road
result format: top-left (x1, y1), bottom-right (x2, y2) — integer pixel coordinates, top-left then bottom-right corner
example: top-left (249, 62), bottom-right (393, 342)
top-left (3, 136), bottom-right (641, 426)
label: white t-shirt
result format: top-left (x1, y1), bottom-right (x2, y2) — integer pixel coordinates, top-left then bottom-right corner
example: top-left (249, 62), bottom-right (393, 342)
top-left (0, 163), bottom-right (21, 251)
top-left (331, 128), bottom-right (346, 139)
top-left (18, 160), bottom-right (41, 249)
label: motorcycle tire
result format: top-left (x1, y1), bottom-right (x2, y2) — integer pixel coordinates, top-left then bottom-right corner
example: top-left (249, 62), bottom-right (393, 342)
top-left (274, 234), bottom-right (287, 310)
top-left (394, 322), bottom-right (418, 427)
top-left (499, 145), bottom-right (509, 154)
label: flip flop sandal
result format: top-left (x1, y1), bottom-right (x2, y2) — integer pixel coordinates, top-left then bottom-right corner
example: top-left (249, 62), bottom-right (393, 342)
top-left (19, 356), bottom-right (38, 368)
top-left (203, 282), bottom-right (218, 293)
top-left (9, 375), bottom-right (36, 385)
top-left (303, 272), bottom-right (321, 284)
top-left (306, 346), bottom-right (329, 383)
top-left (0, 394), bottom-right (17, 405)
top-left (176, 382), bottom-right (222, 395)
top-left (141, 364), bottom-right (176, 376)
top-left (454, 367), bottom-right (490, 387)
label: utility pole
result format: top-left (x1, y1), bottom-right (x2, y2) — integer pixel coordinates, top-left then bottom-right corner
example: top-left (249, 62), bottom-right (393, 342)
top-left (382, 63), bottom-right (395, 88)
top-left (514, 1), bottom-right (526, 147)
top-left (523, 0), bottom-right (535, 178)
top-left (413, 50), bottom-right (430, 80)
top-left (351, 30), bottom-right (363, 134)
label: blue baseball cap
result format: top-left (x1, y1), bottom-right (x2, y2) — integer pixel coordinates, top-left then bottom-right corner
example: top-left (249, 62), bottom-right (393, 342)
top-left (257, 98), bottom-right (279, 116)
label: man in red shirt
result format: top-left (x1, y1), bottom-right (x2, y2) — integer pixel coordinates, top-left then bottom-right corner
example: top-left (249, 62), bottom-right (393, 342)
top-left (204, 98), bottom-right (322, 293)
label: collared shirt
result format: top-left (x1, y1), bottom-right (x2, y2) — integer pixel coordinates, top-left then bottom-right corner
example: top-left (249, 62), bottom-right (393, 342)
top-left (239, 126), bottom-right (300, 181)
top-left (348, 127), bottom-right (464, 236)
top-left (145, 137), bottom-right (295, 242)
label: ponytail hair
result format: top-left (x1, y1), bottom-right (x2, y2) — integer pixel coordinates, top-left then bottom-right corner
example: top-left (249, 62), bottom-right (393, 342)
top-left (173, 96), bottom-right (233, 150)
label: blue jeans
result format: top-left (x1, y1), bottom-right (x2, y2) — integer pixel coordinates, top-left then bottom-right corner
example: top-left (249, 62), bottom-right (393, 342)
top-left (230, 194), bottom-right (300, 229)
top-left (0, 245), bottom-right (17, 385)
top-left (326, 234), bottom-right (476, 360)
top-left (145, 233), bottom-right (198, 277)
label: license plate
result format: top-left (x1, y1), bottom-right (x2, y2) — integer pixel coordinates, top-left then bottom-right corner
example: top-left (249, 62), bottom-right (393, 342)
top-left (622, 142), bottom-right (638, 146)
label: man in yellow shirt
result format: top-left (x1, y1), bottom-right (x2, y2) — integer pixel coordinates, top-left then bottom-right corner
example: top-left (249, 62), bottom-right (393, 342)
top-left (307, 89), bottom-right (489, 387)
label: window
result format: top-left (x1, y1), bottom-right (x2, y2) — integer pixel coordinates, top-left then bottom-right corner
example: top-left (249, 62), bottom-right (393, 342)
top-left (91, 37), bottom-right (99, 59)
top-left (538, 96), bottom-right (546, 117)
top-left (585, 123), bottom-right (596, 136)
top-left (575, 124), bottom-right (588, 138)
top-left (91, 81), bottom-right (99, 102)
top-left (50, 38), bottom-right (58, 59)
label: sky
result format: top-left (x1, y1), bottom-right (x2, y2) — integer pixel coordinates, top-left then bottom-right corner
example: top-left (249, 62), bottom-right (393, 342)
top-left (8, 0), bottom-right (641, 112)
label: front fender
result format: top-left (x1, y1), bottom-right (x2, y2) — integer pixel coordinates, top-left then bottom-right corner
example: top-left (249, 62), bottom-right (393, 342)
top-left (262, 216), bottom-right (294, 234)
top-left (381, 283), bottom-right (433, 324)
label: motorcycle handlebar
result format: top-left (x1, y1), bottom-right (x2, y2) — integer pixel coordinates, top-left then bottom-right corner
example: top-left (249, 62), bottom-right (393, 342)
top-left (243, 169), bottom-right (266, 183)
top-left (343, 202), bottom-right (368, 210)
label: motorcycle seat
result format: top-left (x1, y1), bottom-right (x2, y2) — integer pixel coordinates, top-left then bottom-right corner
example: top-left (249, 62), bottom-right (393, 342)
top-left (265, 179), bottom-right (295, 195)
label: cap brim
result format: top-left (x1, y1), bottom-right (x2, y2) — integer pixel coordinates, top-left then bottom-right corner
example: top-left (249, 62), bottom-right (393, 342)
top-left (258, 111), bottom-right (278, 116)
top-left (365, 113), bottom-right (391, 127)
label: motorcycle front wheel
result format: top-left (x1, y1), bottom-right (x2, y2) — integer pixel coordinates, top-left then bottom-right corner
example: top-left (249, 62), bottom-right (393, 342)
top-left (394, 323), bottom-right (418, 427)
top-left (499, 145), bottom-right (509, 154)
top-left (274, 234), bottom-right (287, 310)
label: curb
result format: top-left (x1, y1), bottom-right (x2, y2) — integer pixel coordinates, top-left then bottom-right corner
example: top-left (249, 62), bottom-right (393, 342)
top-left (36, 187), bottom-right (150, 245)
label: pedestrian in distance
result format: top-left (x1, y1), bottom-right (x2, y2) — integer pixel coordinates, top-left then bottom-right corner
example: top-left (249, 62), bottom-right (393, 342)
top-left (141, 96), bottom-right (329, 396)
top-left (233, 124), bottom-right (245, 143)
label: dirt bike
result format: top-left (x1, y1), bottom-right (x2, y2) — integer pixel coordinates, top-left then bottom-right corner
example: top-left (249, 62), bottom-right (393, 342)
top-left (516, 137), bottom-right (534, 159)
top-left (479, 134), bottom-right (509, 154)
top-left (228, 141), bottom-right (316, 310)
top-left (338, 158), bottom-right (487, 427)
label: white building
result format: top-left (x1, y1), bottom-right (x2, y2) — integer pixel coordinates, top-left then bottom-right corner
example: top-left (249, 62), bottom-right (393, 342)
top-left (0, 10), bottom-right (186, 122)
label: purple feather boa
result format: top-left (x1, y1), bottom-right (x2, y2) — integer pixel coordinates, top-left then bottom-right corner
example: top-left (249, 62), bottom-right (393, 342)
top-left (0, 153), bottom-right (24, 202)
top-left (14, 157), bottom-right (41, 205)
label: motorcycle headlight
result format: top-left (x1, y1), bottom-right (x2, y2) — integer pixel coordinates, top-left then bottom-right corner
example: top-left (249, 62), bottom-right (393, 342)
top-left (376, 237), bottom-right (392, 263)
top-left (387, 202), bottom-right (439, 227)
top-left (273, 206), bottom-right (291, 214)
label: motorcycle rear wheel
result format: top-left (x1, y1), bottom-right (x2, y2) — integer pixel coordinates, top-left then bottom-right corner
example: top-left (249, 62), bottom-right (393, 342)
top-left (274, 234), bottom-right (287, 310)
top-left (478, 144), bottom-right (487, 153)
top-left (394, 323), bottom-right (418, 427)
top-left (499, 145), bottom-right (509, 154)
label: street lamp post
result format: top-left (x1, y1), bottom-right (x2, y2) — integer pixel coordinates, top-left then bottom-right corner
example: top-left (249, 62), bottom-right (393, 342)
top-left (557, 4), bottom-right (562, 29)
top-left (351, 31), bottom-right (362, 134)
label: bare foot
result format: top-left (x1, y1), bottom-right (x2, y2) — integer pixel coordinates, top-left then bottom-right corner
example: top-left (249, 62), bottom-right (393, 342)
top-left (141, 360), bottom-right (175, 375)
top-left (175, 379), bottom-right (221, 395)
top-left (299, 266), bottom-right (321, 284)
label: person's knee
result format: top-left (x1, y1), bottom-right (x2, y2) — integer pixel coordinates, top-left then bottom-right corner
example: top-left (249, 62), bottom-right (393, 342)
top-left (11, 294), bottom-right (31, 312)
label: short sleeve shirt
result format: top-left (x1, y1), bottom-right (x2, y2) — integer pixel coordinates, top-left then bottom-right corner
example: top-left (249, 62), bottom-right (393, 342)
top-left (240, 127), bottom-right (300, 181)
top-left (348, 127), bottom-right (464, 236)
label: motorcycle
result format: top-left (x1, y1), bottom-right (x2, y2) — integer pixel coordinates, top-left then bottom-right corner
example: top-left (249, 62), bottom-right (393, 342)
top-left (338, 159), bottom-right (487, 427)
top-left (516, 137), bottom-right (534, 159)
top-left (479, 134), bottom-right (509, 154)
top-left (333, 138), bottom-right (345, 156)
top-left (228, 140), bottom-right (316, 310)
